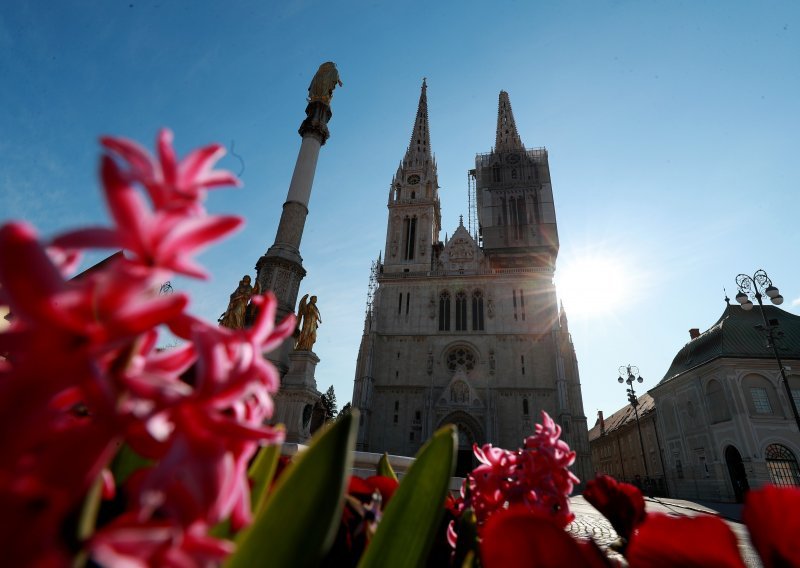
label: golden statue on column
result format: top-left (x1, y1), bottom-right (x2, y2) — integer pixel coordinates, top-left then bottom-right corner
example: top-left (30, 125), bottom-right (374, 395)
top-left (219, 275), bottom-right (259, 329)
top-left (307, 62), bottom-right (343, 105)
top-left (295, 294), bottom-right (322, 351)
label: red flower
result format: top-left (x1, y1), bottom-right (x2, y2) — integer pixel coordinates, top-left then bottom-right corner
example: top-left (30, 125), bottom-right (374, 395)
top-left (743, 485), bottom-right (800, 568)
top-left (480, 506), bottom-right (611, 568)
top-left (347, 475), bottom-right (400, 507)
top-left (626, 513), bottom-right (745, 568)
top-left (584, 475), bottom-right (646, 540)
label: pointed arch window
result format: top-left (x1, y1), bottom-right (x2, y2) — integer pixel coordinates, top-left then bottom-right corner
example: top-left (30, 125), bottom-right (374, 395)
top-left (492, 164), bottom-right (501, 183)
top-left (402, 215), bottom-right (417, 260)
top-left (438, 291), bottom-right (451, 331)
top-left (472, 290), bottom-right (484, 331)
top-left (516, 196), bottom-right (527, 239)
top-left (455, 291), bottom-right (468, 331)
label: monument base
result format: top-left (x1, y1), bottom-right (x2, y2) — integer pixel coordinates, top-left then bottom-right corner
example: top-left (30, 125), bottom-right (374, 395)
top-left (272, 350), bottom-right (321, 443)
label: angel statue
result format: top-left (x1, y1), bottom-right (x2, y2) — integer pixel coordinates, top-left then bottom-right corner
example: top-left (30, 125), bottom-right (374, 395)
top-left (295, 294), bottom-right (322, 351)
top-left (218, 274), bottom-right (259, 329)
top-left (308, 62), bottom-right (343, 105)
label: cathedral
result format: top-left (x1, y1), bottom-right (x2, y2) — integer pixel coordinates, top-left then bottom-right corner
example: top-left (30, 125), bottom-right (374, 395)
top-left (351, 81), bottom-right (592, 479)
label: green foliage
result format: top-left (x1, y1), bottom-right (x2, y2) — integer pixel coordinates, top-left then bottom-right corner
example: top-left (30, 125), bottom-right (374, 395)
top-left (376, 452), bottom-right (398, 481)
top-left (110, 442), bottom-right (152, 486)
top-left (248, 442), bottom-right (282, 515)
top-left (320, 384), bottom-right (338, 420)
top-left (226, 411), bottom-right (357, 568)
top-left (338, 401), bottom-right (352, 419)
top-left (358, 425), bottom-right (457, 568)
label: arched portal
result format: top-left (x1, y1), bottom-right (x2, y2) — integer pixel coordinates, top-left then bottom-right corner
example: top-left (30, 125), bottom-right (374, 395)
top-left (725, 445), bottom-right (749, 503)
top-left (438, 411), bottom-right (484, 477)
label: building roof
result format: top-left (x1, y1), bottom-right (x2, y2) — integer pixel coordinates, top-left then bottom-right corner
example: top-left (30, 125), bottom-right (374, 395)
top-left (588, 392), bottom-right (655, 442)
top-left (659, 303), bottom-right (800, 385)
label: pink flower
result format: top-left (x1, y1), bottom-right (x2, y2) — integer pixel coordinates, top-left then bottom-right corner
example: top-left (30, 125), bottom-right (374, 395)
top-left (101, 128), bottom-right (241, 213)
top-left (53, 155), bottom-right (242, 279)
top-left (452, 411), bottom-right (578, 547)
top-left (90, 292), bottom-right (295, 565)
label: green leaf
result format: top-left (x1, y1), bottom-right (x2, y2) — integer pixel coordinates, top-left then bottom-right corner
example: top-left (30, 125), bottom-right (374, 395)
top-left (376, 452), bottom-right (398, 481)
top-left (248, 442), bottom-right (282, 515)
top-left (110, 443), bottom-right (152, 486)
top-left (226, 411), bottom-right (357, 568)
top-left (358, 425), bottom-right (457, 568)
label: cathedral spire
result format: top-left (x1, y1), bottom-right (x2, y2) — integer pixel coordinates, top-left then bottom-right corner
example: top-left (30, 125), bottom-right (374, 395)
top-left (495, 90), bottom-right (524, 152)
top-left (403, 78), bottom-right (432, 167)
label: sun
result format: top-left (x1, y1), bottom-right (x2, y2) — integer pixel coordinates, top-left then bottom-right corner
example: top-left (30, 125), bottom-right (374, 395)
top-left (555, 253), bottom-right (634, 318)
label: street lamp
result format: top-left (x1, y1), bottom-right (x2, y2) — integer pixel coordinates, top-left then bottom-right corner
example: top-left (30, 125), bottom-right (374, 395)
top-left (734, 270), bottom-right (800, 432)
top-left (618, 364), bottom-right (650, 480)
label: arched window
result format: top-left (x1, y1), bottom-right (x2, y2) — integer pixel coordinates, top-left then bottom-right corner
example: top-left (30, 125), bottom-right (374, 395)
top-left (455, 291), bottom-right (467, 331)
top-left (522, 398), bottom-right (529, 415)
top-left (471, 290), bottom-right (484, 331)
top-left (706, 379), bottom-right (731, 423)
top-left (438, 291), bottom-right (451, 331)
top-left (402, 216), bottom-right (417, 260)
top-left (411, 191), bottom-right (416, 200)
top-left (742, 374), bottom-right (779, 416)
top-left (511, 168), bottom-right (517, 179)
top-left (765, 444), bottom-right (800, 487)
top-left (492, 164), bottom-right (501, 183)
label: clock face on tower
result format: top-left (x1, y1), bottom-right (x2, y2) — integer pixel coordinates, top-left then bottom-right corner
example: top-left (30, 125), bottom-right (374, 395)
top-left (407, 174), bottom-right (420, 185)
top-left (506, 153), bottom-right (520, 164)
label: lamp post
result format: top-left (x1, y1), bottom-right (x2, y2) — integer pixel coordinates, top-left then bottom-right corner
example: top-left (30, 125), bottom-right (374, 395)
top-left (734, 270), bottom-right (800, 432)
top-left (618, 364), bottom-right (650, 479)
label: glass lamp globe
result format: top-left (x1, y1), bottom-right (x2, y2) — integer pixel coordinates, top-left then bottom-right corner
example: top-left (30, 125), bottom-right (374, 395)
top-left (637, 376), bottom-right (643, 383)
top-left (772, 294), bottom-right (784, 306)
top-left (765, 286), bottom-right (779, 299)
top-left (735, 291), bottom-right (748, 304)
top-left (618, 377), bottom-right (624, 383)
top-left (742, 301), bottom-right (754, 311)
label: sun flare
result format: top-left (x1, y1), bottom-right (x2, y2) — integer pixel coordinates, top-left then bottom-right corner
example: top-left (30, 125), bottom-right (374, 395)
top-left (556, 254), bottom-right (633, 318)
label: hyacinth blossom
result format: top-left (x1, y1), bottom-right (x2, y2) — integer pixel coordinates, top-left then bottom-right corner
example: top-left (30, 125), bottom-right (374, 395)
top-left (447, 411), bottom-right (579, 550)
top-left (0, 130), bottom-right (293, 566)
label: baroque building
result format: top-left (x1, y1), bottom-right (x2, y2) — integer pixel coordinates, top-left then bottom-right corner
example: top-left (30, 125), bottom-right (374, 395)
top-left (351, 82), bottom-right (592, 480)
top-left (588, 395), bottom-right (669, 496)
top-left (649, 303), bottom-right (800, 502)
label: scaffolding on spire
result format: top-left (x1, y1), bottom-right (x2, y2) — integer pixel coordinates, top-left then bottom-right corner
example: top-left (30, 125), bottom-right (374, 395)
top-left (363, 255), bottom-right (379, 333)
top-left (467, 169), bottom-right (480, 245)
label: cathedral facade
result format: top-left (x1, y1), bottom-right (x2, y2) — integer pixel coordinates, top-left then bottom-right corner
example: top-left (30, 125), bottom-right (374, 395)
top-left (351, 82), bottom-right (591, 480)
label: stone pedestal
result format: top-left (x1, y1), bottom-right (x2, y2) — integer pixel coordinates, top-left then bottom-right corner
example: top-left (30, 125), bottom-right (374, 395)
top-left (272, 350), bottom-right (321, 443)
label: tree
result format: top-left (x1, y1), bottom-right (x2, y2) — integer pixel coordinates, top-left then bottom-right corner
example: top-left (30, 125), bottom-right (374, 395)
top-left (320, 385), bottom-right (338, 421)
top-left (338, 402), bottom-right (352, 420)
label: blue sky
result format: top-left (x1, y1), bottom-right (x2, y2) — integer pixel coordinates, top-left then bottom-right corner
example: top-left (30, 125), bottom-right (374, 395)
top-left (2, 1), bottom-right (799, 428)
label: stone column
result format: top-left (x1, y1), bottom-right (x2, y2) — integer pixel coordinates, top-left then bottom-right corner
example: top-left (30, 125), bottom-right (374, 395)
top-left (256, 101), bottom-right (332, 375)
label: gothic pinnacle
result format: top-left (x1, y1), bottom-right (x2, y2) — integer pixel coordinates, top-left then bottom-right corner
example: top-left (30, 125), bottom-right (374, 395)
top-left (495, 90), bottom-right (524, 152)
top-left (403, 78), bottom-right (433, 167)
